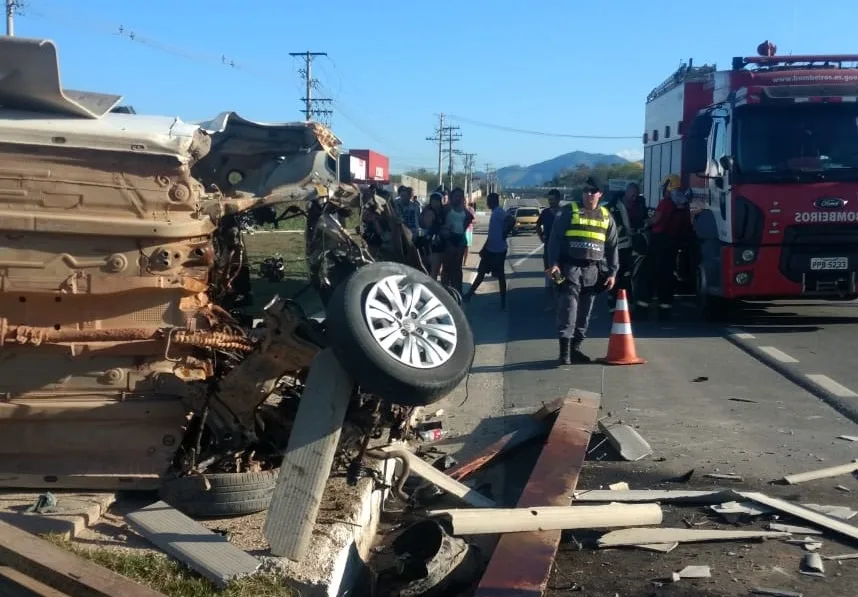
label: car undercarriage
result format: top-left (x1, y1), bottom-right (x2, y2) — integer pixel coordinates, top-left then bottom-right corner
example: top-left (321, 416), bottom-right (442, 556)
top-left (0, 37), bottom-right (474, 511)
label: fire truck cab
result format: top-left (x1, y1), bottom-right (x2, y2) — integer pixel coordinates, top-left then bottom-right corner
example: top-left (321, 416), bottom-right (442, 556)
top-left (643, 42), bottom-right (858, 319)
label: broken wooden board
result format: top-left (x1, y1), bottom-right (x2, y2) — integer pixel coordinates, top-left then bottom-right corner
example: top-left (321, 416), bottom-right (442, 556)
top-left (781, 461), bottom-right (858, 485)
top-left (801, 503), bottom-right (857, 521)
top-left (572, 489), bottom-right (741, 504)
top-left (0, 520), bottom-right (165, 597)
top-left (125, 500), bottom-right (260, 588)
top-left (475, 390), bottom-right (601, 596)
top-left (751, 588), bottom-right (803, 597)
top-left (767, 523), bottom-right (823, 536)
top-left (597, 420), bottom-right (652, 461)
top-left (598, 527), bottom-right (790, 548)
top-left (0, 565), bottom-right (68, 597)
top-left (443, 398), bottom-right (563, 482)
top-left (635, 542), bottom-right (678, 553)
top-left (264, 348), bottom-right (354, 561)
top-left (742, 493), bottom-right (858, 543)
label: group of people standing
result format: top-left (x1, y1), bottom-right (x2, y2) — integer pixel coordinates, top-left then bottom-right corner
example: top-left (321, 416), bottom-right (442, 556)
top-left (392, 185), bottom-right (476, 293)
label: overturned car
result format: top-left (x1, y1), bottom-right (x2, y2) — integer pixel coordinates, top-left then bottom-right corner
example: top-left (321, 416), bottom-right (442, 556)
top-left (0, 37), bottom-right (474, 503)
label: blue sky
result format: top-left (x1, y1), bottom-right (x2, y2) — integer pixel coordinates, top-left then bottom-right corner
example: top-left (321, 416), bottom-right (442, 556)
top-left (14, 0), bottom-right (857, 172)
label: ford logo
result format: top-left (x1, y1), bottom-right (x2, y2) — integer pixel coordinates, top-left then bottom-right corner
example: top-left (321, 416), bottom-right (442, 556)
top-left (815, 197), bottom-right (846, 209)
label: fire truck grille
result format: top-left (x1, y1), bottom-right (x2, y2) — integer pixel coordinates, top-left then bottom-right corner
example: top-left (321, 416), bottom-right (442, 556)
top-left (779, 224), bottom-right (858, 284)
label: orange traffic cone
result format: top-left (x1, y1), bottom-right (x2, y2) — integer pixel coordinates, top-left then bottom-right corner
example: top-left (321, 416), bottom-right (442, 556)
top-left (601, 289), bottom-right (646, 366)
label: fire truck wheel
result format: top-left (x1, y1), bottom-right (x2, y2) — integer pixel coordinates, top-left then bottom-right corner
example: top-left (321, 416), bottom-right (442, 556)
top-left (326, 261), bottom-right (475, 406)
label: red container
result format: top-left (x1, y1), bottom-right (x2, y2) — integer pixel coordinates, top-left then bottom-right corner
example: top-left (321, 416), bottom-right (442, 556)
top-left (350, 149), bottom-right (389, 183)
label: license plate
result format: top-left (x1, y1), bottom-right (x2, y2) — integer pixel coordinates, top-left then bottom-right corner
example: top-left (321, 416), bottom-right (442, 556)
top-left (810, 257), bottom-right (849, 271)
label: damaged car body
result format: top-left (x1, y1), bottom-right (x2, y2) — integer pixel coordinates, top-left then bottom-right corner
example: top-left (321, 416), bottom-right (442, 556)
top-left (0, 37), bottom-right (474, 501)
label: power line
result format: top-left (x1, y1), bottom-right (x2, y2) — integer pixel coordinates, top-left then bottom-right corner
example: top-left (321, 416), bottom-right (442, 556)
top-left (447, 114), bottom-right (640, 140)
top-left (444, 125), bottom-right (462, 191)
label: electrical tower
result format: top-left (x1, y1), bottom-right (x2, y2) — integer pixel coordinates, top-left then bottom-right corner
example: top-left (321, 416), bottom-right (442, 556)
top-left (289, 51), bottom-right (333, 125)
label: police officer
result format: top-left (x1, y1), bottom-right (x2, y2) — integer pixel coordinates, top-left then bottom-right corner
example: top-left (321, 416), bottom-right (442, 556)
top-left (547, 177), bottom-right (619, 365)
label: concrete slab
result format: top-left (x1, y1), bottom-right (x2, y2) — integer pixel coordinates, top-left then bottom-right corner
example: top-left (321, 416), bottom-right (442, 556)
top-left (0, 491), bottom-right (115, 538)
top-left (263, 454), bottom-right (396, 597)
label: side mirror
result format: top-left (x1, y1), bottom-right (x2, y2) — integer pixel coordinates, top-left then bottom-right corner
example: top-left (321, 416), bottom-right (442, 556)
top-left (719, 155), bottom-right (734, 172)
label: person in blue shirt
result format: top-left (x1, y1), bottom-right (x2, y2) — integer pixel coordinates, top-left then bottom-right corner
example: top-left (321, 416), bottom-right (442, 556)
top-left (463, 192), bottom-right (511, 309)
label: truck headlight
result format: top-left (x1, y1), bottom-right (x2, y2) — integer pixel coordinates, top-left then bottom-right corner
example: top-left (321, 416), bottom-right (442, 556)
top-left (741, 249), bottom-right (756, 263)
top-left (735, 272), bottom-right (751, 285)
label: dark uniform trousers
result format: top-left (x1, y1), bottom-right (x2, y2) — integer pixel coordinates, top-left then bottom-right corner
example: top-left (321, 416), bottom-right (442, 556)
top-left (556, 259), bottom-right (600, 341)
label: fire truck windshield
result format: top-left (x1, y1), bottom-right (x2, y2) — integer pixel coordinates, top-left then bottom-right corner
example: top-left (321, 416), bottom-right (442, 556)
top-left (735, 103), bottom-right (858, 183)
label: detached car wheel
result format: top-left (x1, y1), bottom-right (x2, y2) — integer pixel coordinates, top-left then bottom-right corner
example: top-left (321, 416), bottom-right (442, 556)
top-left (326, 261), bottom-right (475, 406)
top-left (159, 470), bottom-right (278, 518)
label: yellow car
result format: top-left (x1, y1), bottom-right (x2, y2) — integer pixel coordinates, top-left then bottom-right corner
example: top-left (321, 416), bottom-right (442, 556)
top-left (512, 206), bottom-right (540, 234)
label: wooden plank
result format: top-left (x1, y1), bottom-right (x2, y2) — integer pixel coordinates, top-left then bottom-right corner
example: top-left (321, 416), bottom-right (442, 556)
top-left (0, 566), bottom-right (69, 597)
top-left (741, 492), bottom-right (858, 543)
top-left (125, 500), bottom-right (260, 589)
top-left (572, 489), bottom-right (741, 504)
top-left (475, 389), bottom-right (601, 597)
top-left (264, 348), bottom-right (354, 561)
top-left (0, 520), bottom-right (166, 597)
top-left (598, 527), bottom-right (790, 547)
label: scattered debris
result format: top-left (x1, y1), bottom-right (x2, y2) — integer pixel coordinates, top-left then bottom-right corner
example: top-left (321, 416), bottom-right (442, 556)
top-left (799, 552), bottom-right (825, 577)
top-left (728, 397), bottom-right (758, 403)
top-left (691, 376), bottom-right (709, 382)
top-left (703, 473), bottom-right (744, 482)
top-left (597, 420), bottom-right (653, 461)
top-left (800, 503), bottom-right (858, 521)
top-left (710, 501), bottom-right (771, 521)
top-left (837, 435), bottom-right (858, 442)
top-left (781, 460), bottom-right (858, 485)
top-left (125, 501), bottom-right (261, 589)
top-left (751, 589), bottom-right (803, 597)
top-left (785, 537), bottom-right (823, 552)
top-left (663, 469), bottom-right (695, 483)
top-left (677, 565), bottom-right (711, 579)
top-left (573, 489), bottom-right (742, 504)
top-left (743, 493), bottom-right (858, 541)
top-left (824, 553), bottom-right (858, 561)
top-left (767, 523), bottom-right (822, 535)
top-left (26, 492), bottom-right (57, 514)
top-left (836, 484), bottom-right (852, 492)
top-left (597, 527), bottom-right (790, 548)
top-left (430, 504), bottom-right (663, 535)
top-left (416, 420), bottom-right (445, 442)
top-left (634, 542), bottom-right (678, 553)
top-left (609, 481), bottom-right (630, 491)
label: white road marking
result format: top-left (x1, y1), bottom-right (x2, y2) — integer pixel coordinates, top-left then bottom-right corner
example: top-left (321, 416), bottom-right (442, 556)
top-left (806, 374), bottom-right (858, 398)
top-left (758, 346), bottom-right (800, 363)
top-left (726, 327), bottom-right (756, 340)
top-left (512, 242), bottom-right (544, 267)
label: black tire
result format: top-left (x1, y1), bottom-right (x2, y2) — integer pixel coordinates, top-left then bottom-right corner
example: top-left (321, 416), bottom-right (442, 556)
top-left (445, 285), bottom-right (463, 305)
top-left (326, 261), bottom-right (475, 406)
top-left (158, 469), bottom-right (278, 518)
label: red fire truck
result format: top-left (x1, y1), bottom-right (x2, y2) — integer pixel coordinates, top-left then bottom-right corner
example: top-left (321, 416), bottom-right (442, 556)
top-left (643, 41), bottom-right (858, 319)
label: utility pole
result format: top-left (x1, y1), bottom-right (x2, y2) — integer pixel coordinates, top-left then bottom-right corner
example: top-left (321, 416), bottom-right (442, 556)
top-left (289, 51), bottom-right (333, 125)
top-left (462, 152), bottom-right (477, 201)
top-left (444, 125), bottom-right (461, 191)
top-left (6, 0), bottom-right (20, 36)
top-left (484, 163), bottom-right (495, 194)
top-left (425, 113), bottom-right (445, 188)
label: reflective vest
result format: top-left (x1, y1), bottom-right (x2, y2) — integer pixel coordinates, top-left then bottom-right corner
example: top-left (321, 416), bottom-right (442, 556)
top-left (563, 203), bottom-right (611, 261)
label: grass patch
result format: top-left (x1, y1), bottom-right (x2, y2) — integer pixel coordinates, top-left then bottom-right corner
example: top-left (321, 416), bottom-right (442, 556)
top-left (42, 535), bottom-right (294, 597)
top-left (242, 231), bottom-right (321, 316)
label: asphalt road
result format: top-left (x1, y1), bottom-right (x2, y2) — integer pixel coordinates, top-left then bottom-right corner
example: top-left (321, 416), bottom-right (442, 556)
top-left (430, 220), bottom-right (858, 596)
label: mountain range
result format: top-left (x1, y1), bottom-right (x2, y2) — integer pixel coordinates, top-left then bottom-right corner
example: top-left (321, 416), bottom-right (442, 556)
top-left (489, 151), bottom-right (631, 187)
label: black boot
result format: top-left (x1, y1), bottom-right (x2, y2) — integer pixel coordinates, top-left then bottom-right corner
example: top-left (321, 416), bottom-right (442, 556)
top-left (558, 338), bottom-right (571, 365)
top-left (570, 341), bottom-right (592, 363)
